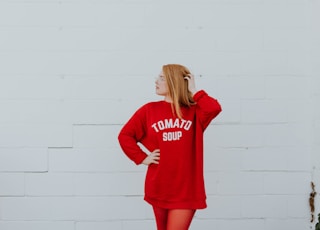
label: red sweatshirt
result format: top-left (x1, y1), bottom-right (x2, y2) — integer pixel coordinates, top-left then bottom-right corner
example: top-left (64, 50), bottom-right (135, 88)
top-left (118, 90), bottom-right (222, 209)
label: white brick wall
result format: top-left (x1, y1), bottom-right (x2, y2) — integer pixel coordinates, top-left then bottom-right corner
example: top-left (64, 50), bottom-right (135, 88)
top-left (0, 0), bottom-right (319, 230)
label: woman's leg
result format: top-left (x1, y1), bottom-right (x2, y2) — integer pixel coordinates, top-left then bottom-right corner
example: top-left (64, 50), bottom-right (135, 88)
top-left (152, 206), bottom-right (168, 230)
top-left (167, 209), bottom-right (196, 230)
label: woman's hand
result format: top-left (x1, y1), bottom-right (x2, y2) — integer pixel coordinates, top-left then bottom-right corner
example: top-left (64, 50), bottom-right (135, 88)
top-left (184, 74), bottom-right (197, 95)
top-left (142, 149), bottom-right (160, 165)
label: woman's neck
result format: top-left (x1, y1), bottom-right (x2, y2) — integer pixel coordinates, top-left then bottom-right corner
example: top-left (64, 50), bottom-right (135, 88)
top-left (164, 95), bottom-right (172, 103)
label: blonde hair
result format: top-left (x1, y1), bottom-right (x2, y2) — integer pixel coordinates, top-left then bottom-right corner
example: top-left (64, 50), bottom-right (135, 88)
top-left (162, 64), bottom-right (195, 119)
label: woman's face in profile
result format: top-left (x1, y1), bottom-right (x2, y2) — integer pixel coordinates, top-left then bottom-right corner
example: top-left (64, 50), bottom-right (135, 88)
top-left (155, 71), bottom-right (168, 96)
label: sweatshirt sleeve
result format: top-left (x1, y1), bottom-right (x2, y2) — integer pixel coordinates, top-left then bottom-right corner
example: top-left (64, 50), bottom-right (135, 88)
top-left (118, 105), bottom-right (148, 165)
top-left (193, 90), bottom-right (222, 130)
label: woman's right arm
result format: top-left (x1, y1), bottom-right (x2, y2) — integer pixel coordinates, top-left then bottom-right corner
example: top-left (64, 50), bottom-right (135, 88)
top-left (118, 106), bottom-right (148, 165)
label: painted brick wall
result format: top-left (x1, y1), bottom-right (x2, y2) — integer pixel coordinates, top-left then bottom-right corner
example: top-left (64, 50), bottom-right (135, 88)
top-left (0, 0), bottom-right (319, 230)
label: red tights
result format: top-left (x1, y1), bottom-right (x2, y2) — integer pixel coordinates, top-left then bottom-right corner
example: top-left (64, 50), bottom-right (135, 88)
top-left (152, 206), bottom-right (196, 230)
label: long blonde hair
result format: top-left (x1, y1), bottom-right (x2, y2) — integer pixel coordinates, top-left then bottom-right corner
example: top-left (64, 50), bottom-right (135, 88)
top-left (162, 64), bottom-right (195, 119)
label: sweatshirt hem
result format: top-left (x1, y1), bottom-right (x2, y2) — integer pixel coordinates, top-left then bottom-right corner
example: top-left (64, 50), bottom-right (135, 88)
top-left (144, 196), bottom-right (207, 210)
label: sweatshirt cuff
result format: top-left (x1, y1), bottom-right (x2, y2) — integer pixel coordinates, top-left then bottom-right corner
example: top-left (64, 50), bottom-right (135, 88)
top-left (134, 153), bottom-right (148, 165)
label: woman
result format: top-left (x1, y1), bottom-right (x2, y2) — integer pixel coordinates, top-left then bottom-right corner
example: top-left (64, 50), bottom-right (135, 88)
top-left (118, 64), bottom-right (222, 230)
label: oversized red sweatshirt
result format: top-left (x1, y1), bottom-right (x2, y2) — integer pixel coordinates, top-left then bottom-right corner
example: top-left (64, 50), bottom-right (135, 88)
top-left (118, 90), bottom-right (222, 209)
